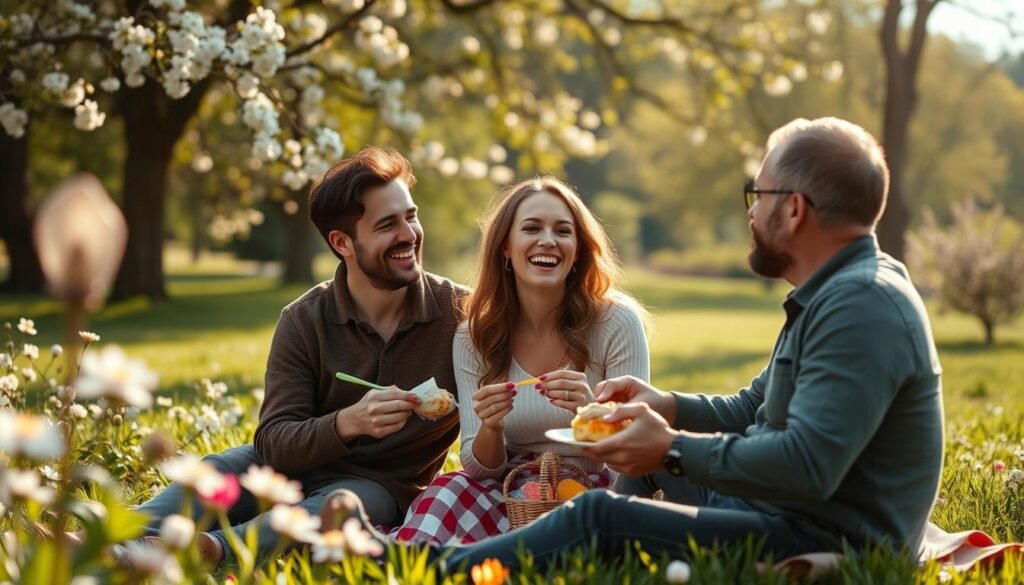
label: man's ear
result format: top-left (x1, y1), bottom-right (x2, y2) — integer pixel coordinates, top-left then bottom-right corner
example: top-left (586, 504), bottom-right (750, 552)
top-left (328, 229), bottom-right (354, 258)
top-left (786, 194), bottom-right (810, 233)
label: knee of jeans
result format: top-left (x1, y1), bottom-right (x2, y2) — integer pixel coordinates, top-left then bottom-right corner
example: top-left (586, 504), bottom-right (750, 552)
top-left (571, 489), bottom-right (617, 524)
top-left (201, 445), bottom-right (258, 473)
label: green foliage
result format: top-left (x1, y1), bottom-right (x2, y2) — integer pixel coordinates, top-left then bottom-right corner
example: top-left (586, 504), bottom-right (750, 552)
top-left (2, 254), bottom-right (1024, 583)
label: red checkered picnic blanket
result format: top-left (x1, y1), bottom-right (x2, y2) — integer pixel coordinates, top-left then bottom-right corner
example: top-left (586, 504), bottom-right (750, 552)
top-left (392, 465), bottom-right (612, 545)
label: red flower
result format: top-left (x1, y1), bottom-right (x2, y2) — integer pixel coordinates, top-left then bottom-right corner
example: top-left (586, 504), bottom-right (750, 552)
top-left (199, 473), bottom-right (241, 510)
top-left (994, 460), bottom-right (1007, 472)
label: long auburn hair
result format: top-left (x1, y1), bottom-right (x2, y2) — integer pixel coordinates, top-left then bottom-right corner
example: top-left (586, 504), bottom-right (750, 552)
top-left (465, 177), bottom-right (627, 386)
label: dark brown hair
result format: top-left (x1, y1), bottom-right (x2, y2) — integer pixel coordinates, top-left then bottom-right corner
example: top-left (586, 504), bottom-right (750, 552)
top-left (309, 146), bottom-right (416, 259)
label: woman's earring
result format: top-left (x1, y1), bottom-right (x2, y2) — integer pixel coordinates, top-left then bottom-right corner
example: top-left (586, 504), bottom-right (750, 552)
top-left (505, 257), bottom-right (512, 272)
top-left (571, 263), bottom-right (577, 274)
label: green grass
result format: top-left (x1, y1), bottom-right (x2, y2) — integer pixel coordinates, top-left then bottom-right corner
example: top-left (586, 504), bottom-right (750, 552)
top-left (2, 249), bottom-right (1023, 582)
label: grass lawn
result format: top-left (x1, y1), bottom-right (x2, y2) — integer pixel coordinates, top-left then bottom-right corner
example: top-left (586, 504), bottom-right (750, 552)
top-left (1, 248), bottom-right (1022, 582)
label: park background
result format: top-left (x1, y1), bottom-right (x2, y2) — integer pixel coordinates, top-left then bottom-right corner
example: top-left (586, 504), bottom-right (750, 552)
top-left (1, 0), bottom-right (1024, 582)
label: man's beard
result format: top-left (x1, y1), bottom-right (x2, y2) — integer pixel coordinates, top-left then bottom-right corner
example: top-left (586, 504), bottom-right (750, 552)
top-left (352, 240), bottom-right (422, 290)
top-left (748, 209), bottom-right (793, 279)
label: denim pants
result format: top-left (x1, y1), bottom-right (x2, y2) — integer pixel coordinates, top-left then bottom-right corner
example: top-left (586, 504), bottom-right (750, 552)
top-left (434, 471), bottom-right (822, 573)
top-left (137, 444), bottom-right (401, 562)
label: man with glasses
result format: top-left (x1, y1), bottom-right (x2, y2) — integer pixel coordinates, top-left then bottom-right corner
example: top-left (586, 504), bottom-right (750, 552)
top-left (329, 117), bottom-right (945, 572)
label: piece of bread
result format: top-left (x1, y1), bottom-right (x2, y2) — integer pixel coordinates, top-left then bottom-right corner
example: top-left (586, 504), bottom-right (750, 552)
top-left (571, 402), bottom-right (630, 442)
top-left (415, 385), bottom-right (456, 420)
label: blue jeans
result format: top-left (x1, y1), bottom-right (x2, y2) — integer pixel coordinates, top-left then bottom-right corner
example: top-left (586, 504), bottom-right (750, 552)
top-left (433, 472), bottom-right (822, 572)
top-left (137, 444), bottom-right (401, 563)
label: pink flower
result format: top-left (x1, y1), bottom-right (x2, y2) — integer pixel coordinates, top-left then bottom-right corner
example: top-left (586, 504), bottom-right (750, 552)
top-left (994, 461), bottom-right (1007, 472)
top-left (199, 473), bottom-right (241, 510)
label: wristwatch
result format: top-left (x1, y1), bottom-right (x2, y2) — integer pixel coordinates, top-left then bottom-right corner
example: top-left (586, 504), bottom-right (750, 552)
top-left (662, 435), bottom-right (686, 476)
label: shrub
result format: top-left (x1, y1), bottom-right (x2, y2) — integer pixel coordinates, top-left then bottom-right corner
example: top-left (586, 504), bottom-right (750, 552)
top-left (908, 200), bottom-right (1024, 344)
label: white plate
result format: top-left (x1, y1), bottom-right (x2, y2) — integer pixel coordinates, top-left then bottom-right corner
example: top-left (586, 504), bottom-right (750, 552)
top-left (544, 428), bottom-right (595, 447)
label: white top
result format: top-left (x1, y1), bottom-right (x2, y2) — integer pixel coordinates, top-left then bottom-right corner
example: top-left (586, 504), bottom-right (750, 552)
top-left (454, 300), bottom-right (650, 479)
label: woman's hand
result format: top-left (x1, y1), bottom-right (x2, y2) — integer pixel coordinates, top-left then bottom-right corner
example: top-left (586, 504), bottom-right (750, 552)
top-left (537, 369), bottom-right (593, 413)
top-left (473, 381), bottom-right (516, 432)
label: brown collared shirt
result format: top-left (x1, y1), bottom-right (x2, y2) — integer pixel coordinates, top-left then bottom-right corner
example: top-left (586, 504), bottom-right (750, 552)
top-left (254, 263), bottom-right (467, 509)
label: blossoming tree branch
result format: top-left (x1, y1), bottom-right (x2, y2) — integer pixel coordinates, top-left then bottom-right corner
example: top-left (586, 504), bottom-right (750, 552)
top-left (0, 0), bottom-right (832, 300)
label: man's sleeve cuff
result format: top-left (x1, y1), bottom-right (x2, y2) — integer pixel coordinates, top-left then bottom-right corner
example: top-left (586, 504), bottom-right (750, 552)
top-left (317, 409), bottom-right (353, 459)
top-left (676, 431), bottom-right (716, 485)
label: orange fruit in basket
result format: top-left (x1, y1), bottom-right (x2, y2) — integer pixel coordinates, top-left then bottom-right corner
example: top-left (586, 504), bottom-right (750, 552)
top-left (556, 479), bottom-right (587, 500)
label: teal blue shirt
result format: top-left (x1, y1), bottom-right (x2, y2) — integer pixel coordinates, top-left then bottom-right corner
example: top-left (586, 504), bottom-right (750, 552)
top-left (673, 235), bottom-right (944, 551)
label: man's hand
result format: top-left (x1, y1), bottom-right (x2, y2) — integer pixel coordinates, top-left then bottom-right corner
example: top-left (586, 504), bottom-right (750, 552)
top-left (473, 381), bottom-right (516, 432)
top-left (582, 403), bottom-right (676, 476)
top-left (335, 386), bottom-right (420, 442)
top-left (538, 369), bottom-right (593, 413)
top-left (594, 376), bottom-right (676, 425)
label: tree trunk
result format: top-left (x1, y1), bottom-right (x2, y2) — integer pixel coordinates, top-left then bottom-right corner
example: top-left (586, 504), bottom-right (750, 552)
top-left (0, 123), bottom-right (45, 293)
top-left (282, 193), bottom-right (316, 284)
top-left (110, 80), bottom-right (209, 301)
top-left (877, 0), bottom-right (941, 262)
top-left (983, 318), bottom-right (995, 346)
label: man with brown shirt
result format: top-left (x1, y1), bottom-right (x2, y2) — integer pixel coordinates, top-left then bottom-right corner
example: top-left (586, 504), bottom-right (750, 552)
top-left (134, 147), bottom-right (465, 565)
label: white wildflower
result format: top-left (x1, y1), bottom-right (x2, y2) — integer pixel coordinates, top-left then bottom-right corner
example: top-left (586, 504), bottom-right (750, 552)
top-left (156, 396), bottom-right (173, 408)
top-left (4, 469), bottom-right (56, 505)
top-left (239, 465), bottom-right (303, 505)
top-left (0, 410), bottom-right (66, 460)
top-left (342, 516), bottom-right (384, 556)
top-left (118, 541), bottom-right (183, 583)
top-left (22, 344), bottom-right (39, 360)
top-left (269, 504), bottom-right (321, 543)
top-left (202, 379), bottom-right (227, 401)
top-left (0, 374), bottom-right (16, 393)
top-left (159, 514), bottom-right (195, 549)
top-left (160, 454), bottom-right (224, 497)
top-left (1008, 469), bottom-right (1024, 491)
top-left (195, 405), bottom-right (221, 432)
top-left (68, 403), bottom-right (88, 419)
top-left (17, 318), bottom-right (37, 336)
top-left (79, 331), bottom-right (100, 343)
top-left (75, 345), bottom-right (158, 408)
top-left (312, 529), bottom-right (347, 563)
top-left (21, 368), bottom-right (36, 383)
top-left (51, 345), bottom-right (63, 358)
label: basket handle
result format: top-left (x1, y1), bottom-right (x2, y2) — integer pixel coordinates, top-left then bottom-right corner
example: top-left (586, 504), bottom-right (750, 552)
top-left (502, 452), bottom-right (594, 500)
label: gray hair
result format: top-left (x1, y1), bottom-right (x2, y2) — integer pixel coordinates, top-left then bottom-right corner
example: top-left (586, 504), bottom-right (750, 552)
top-left (765, 117), bottom-right (890, 228)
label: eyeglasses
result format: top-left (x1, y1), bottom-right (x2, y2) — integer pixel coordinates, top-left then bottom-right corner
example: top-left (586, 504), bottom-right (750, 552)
top-left (743, 179), bottom-right (815, 210)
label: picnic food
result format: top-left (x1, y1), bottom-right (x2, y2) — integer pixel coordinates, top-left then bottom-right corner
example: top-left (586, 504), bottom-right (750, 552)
top-left (410, 377), bottom-right (456, 420)
top-left (571, 402), bottom-right (631, 442)
top-left (556, 478), bottom-right (588, 500)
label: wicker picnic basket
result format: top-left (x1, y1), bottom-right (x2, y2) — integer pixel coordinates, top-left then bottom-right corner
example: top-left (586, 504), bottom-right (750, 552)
top-left (503, 452), bottom-right (592, 529)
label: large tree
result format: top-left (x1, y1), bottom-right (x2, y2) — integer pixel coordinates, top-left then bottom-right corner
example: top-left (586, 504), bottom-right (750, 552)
top-left (2, 0), bottom-right (820, 299)
top-left (876, 0), bottom-right (941, 261)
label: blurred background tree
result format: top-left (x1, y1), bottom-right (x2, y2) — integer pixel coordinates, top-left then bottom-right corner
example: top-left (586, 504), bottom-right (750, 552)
top-left (909, 200), bottom-right (1024, 345)
top-left (1, 0), bottom-right (1023, 303)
